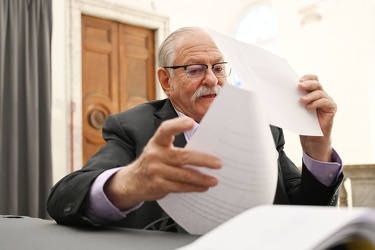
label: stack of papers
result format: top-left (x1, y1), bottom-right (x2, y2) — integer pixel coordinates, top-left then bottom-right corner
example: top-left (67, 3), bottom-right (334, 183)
top-left (177, 205), bottom-right (375, 250)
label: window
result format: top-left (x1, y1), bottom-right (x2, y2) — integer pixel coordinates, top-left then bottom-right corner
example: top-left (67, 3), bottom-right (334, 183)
top-left (233, 3), bottom-right (278, 86)
top-left (234, 4), bottom-right (277, 52)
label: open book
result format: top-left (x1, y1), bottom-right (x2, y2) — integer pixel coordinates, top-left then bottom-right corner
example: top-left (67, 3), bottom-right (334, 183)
top-left (177, 205), bottom-right (375, 250)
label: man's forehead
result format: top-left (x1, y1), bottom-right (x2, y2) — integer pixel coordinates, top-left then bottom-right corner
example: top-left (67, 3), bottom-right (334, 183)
top-left (182, 53), bottom-right (224, 64)
top-left (174, 37), bottom-right (223, 63)
top-left (175, 31), bottom-right (216, 49)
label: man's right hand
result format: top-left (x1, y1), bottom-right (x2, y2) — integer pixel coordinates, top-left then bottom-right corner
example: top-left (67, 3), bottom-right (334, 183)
top-left (104, 116), bottom-right (222, 211)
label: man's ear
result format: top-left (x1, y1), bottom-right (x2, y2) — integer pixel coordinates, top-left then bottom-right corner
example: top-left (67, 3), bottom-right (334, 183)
top-left (158, 68), bottom-right (171, 97)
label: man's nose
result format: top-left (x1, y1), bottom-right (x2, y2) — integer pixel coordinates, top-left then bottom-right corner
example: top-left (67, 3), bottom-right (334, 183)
top-left (202, 68), bottom-right (218, 87)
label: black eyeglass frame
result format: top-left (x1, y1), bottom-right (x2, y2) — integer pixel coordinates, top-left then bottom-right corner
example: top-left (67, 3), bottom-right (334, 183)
top-left (163, 62), bottom-right (231, 79)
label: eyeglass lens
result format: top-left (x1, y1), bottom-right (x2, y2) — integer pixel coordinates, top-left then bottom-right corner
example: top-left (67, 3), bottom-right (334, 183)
top-left (185, 63), bottom-right (230, 78)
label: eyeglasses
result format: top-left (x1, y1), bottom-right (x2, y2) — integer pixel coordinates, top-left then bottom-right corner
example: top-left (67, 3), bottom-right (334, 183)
top-left (164, 62), bottom-right (231, 79)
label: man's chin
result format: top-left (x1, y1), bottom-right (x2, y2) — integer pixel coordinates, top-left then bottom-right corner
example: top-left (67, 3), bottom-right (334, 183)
top-left (195, 97), bottom-right (215, 112)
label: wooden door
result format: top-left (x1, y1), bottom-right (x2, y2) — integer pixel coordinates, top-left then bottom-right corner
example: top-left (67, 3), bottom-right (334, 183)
top-left (81, 15), bottom-right (155, 165)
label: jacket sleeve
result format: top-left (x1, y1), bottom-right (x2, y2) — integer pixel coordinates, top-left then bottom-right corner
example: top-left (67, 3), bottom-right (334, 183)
top-left (271, 126), bottom-right (344, 206)
top-left (46, 114), bottom-right (138, 226)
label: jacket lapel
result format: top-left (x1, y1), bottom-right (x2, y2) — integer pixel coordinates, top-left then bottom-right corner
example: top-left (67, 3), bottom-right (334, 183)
top-left (154, 99), bottom-right (187, 148)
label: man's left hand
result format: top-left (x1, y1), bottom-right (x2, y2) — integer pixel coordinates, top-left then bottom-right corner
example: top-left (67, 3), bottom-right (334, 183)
top-left (298, 74), bottom-right (337, 162)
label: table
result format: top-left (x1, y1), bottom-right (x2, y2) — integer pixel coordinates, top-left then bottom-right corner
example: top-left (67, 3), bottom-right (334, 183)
top-left (0, 215), bottom-right (199, 250)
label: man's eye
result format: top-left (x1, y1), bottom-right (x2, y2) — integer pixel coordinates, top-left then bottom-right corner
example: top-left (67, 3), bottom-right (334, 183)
top-left (213, 66), bottom-right (224, 72)
top-left (187, 66), bottom-right (204, 75)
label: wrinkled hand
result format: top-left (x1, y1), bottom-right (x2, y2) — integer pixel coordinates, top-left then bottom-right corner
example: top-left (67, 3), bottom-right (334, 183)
top-left (104, 116), bottom-right (222, 210)
top-left (299, 74), bottom-right (337, 162)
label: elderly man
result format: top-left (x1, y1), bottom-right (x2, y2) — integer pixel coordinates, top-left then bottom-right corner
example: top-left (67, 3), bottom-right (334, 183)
top-left (47, 27), bottom-right (343, 232)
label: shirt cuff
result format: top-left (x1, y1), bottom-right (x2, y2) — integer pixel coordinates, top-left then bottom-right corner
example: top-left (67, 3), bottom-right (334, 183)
top-left (85, 167), bottom-right (143, 225)
top-left (303, 148), bottom-right (343, 187)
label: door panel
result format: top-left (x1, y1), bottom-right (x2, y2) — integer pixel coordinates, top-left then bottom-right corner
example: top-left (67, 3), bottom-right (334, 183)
top-left (119, 25), bottom-right (155, 111)
top-left (81, 15), bottom-right (155, 165)
top-left (82, 16), bottom-right (119, 164)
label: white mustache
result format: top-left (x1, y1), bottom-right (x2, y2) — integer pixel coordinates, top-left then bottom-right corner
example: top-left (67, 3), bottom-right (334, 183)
top-left (191, 85), bottom-right (222, 101)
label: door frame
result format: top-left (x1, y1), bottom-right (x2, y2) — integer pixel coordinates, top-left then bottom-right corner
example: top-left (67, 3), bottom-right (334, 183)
top-left (66, 0), bottom-right (169, 171)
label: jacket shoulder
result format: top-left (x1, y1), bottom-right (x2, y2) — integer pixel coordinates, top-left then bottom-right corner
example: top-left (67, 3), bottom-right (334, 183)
top-left (119, 99), bottom-right (169, 116)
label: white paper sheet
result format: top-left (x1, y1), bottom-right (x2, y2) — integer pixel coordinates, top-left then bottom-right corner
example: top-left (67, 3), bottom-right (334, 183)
top-left (157, 84), bottom-right (278, 235)
top-left (208, 28), bottom-right (322, 136)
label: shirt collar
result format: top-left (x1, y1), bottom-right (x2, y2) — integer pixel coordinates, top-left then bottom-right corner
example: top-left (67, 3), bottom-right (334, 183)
top-left (175, 109), bottom-right (199, 142)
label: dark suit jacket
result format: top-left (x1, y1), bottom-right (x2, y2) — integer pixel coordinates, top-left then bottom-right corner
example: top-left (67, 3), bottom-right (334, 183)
top-left (47, 99), bottom-right (343, 229)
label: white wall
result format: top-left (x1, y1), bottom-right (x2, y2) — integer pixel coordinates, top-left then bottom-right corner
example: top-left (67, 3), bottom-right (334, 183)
top-left (51, 0), bottom-right (69, 182)
top-left (273, 1), bottom-right (375, 165)
top-left (52, 0), bottom-right (375, 183)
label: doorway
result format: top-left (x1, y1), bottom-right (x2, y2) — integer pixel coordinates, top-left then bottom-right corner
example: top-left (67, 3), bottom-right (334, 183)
top-left (81, 15), bottom-right (156, 164)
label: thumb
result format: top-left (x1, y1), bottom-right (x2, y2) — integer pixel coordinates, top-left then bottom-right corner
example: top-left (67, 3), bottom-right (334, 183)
top-left (152, 116), bottom-right (195, 147)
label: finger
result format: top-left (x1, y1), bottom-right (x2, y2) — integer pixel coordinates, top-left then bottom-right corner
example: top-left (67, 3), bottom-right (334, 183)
top-left (152, 116), bottom-right (195, 147)
top-left (138, 164), bottom-right (218, 200)
top-left (164, 147), bottom-right (222, 169)
top-left (162, 164), bottom-right (219, 187)
top-left (298, 79), bottom-right (323, 92)
top-left (304, 98), bottom-right (335, 111)
top-left (300, 89), bottom-right (332, 105)
top-left (301, 95), bottom-right (336, 112)
top-left (300, 74), bottom-right (318, 82)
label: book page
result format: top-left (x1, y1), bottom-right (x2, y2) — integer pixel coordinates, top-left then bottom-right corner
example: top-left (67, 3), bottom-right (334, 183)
top-left (157, 84), bottom-right (278, 235)
top-left (177, 205), bottom-right (375, 250)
